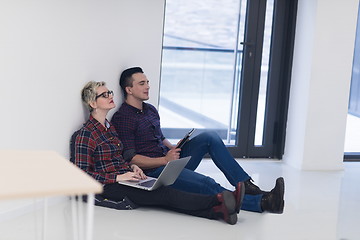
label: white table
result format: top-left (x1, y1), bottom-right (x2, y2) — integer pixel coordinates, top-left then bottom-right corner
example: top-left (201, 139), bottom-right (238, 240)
top-left (0, 150), bottom-right (103, 240)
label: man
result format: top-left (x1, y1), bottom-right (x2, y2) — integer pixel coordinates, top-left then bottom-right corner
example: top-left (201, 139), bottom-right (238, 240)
top-left (111, 67), bottom-right (284, 213)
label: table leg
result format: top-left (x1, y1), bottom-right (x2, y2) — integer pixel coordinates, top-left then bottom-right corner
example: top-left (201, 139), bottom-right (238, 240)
top-left (77, 197), bottom-right (84, 240)
top-left (85, 194), bottom-right (95, 240)
top-left (70, 194), bottom-right (95, 240)
top-left (71, 196), bottom-right (79, 240)
top-left (42, 198), bottom-right (48, 240)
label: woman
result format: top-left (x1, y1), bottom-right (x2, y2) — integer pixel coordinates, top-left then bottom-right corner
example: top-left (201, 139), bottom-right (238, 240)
top-left (74, 81), bottom-right (245, 225)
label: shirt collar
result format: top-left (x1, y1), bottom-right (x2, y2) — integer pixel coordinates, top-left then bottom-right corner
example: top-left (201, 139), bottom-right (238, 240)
top-left (123, 101), bottom-right (148, 114)
top-left (88, 115), bottom-right (110, 131)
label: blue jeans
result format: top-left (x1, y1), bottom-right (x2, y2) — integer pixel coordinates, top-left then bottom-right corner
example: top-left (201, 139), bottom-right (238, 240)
top-left (147, 131), bottom-right (263, 213)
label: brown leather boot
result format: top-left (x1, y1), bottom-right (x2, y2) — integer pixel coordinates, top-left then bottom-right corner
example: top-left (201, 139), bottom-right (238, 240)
top-left (244, 179), bottom-right (268, 195)
top-left (233, 182), bottom-right (245, 213)
top-left (213, 190), bottom-right (237, 225)
top-left (261, 177), bottom-right (285, 214)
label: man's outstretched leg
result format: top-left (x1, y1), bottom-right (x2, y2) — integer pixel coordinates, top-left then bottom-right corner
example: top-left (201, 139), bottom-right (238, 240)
top-left (180, 131), bottom-right (284, 196)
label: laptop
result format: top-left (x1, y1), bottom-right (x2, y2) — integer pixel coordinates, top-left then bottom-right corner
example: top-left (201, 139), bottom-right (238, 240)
top-left (117, 156), bottom-right (191, 191)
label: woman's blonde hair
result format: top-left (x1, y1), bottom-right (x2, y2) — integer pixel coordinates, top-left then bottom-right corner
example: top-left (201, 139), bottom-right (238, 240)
top-left (81, 81), bottom-right (106, 112)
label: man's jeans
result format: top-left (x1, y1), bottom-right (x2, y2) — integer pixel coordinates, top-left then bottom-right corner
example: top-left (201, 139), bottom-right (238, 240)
top-left (147, 131), bottom-right (263, 213)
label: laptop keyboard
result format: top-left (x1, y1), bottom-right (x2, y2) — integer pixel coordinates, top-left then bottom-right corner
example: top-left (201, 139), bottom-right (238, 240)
top-left (138, 179), bottom-right (156, 188)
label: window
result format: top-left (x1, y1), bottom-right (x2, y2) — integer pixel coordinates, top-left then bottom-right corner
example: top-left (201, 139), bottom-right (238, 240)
top-left (345, 4), bottom-right (360, 160)
top-left (159, 0), bottom-right (297, 158)
top-left (159, 0), bottom-right (247, 146)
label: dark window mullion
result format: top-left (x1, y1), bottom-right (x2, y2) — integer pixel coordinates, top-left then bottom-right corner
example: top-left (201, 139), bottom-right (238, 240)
top-left (232, 0), bottom-right (297, 159)
top-left (233, 0), bottom-right (267, 157)
top-left (229, 0), bottom-right (261, 157)
top-left (268, 0), bottom-right (298, 158)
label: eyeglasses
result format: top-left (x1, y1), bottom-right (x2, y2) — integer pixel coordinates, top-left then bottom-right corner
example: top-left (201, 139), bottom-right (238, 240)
top-left (95, 90), bottom-right (114, 99)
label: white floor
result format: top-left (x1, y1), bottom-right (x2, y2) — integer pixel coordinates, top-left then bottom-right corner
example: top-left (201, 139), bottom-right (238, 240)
top-left (1, 160), bottom-right (359, 240)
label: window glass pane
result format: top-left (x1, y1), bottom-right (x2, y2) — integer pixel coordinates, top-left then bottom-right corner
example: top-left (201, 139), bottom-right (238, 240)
top-left (345, 5), bottom-right (360, 153)
top-left (254, 0), bottom-right (274, 146)
top-left (159, 0), bottom-right (246, 145)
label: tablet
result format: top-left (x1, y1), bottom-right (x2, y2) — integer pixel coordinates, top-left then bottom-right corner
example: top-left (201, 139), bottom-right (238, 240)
top-left (176, 128), bottom-right (195, 148)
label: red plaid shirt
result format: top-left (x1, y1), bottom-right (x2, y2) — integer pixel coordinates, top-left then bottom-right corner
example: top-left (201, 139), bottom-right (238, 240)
top-left (75, 115), bottom-right (131, 184)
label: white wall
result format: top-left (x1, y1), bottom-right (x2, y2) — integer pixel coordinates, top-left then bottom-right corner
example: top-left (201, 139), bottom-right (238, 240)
top-left (283, 0), bottom-right (359, 170)
top-left (0, 0), bottom-right (165, 220)
top-left (0, 0), bottom-right (165, 159)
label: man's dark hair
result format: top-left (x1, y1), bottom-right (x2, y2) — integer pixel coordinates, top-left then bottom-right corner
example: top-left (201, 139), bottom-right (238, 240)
top-left (119, 67), bottom-right (144, 98)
